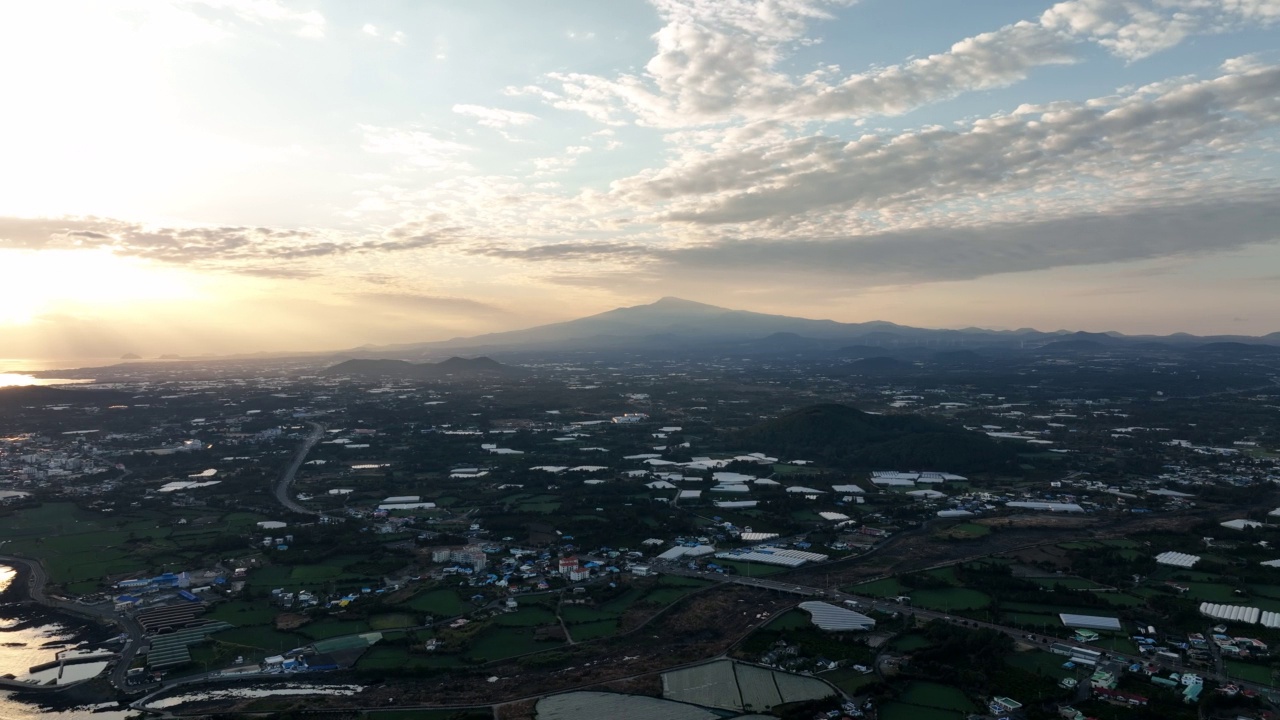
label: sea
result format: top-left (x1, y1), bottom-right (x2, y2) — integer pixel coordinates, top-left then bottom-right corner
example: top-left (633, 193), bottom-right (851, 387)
top-left (0, 358), bottom-right (124, 389)
top-left (0, 566), bottom-right (138, 719)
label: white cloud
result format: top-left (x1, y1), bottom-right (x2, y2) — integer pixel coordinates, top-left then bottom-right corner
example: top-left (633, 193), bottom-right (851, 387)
top-left (526, 0), bottom-right (1280, 128)
top-left (608, 61), bottom-right (1280, 225)
top-left (190, 0), bottom-right (326, 39)
top-left (452, 104), bottom-right (539, 129)
top-left (358, 124), bottom-right (472, 171)
top-left (362, 23), bottom-right (379, 37)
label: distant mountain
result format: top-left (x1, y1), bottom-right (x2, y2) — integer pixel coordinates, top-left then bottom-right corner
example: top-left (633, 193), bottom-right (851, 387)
top-left (735, 403), bottom-right (1016, 473)
top-left (323, 356), bottom-right (521, 379)
top-left (362, 297), bottom-right (1279, 359)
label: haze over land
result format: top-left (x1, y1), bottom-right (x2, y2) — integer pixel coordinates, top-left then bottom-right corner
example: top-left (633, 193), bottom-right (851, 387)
top-left (3, 0), bottom-right (1280, 360)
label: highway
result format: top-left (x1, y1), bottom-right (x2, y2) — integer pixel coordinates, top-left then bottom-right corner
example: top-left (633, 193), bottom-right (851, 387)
top-left (272, 421), bottom-right (324, 515)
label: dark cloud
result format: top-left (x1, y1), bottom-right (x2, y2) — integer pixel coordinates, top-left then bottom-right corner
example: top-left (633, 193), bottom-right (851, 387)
top-left (475, 194), bottom-right (1280, 286)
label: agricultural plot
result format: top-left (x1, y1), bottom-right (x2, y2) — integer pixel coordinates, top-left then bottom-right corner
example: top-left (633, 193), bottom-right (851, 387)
top-left (942, 523), bottom-right (990, 539)
top-left (850, 577), bottom-right (904, 597)
top-left (466, 626), bottom-right (562, 663)
top-left (356, 646), bottom-right (466, 671)
top-left (568, 619), bottom-right (618, 641)
top-left (406, 589), bottom-right (467, 617)
top-left (368, 613), bottom-right (418, 630)
top-left (535, 692), bottom-right (719, 720)
top-left (878, 701), bottom-right (963, 720)
top-left (300, 619), bottom-right (371, 640)
top-left (661, 659), bottom-right (833, 712)
top-left (909, 588), bottom-right (990, 611)
top-left (1005, 650), bottom-right (1076, 680)
top-left (890, 634), bottom-right (934, 652)
top-left (821, 667), bottom-right (879, 694)
top-left (1226, 660), bottom-right (1277, 686)
top-left (897, 682), bottom-right (978, 713)
top-left (494, 607), bottom-right (558, 627)
top-left (1031, 577), bottom-right (1105, 590)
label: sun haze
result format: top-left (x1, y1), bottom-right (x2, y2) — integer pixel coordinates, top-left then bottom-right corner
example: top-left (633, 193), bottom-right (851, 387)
top-left (2, 0), bottom-right (1279, 358)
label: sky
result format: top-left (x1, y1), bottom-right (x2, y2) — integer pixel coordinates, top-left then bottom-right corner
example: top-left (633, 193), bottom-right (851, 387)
top-left (2, 0), bottom-right (1279, 359)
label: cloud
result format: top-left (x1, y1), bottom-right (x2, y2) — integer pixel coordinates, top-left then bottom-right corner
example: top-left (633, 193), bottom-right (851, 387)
top-left (358, 124), bottom-right (472, 170)
top-left (452, 104), bottom-right (539, 129)
top-left (608, 61), bottom-right (1280, 225)
top-left (344, 292), bottom-right (512, 317)
top-left (190, 0), bottom-right (326, 39)
top-left (0, 216), bottom-right (466, 271)
top-left (475, 194), bottom-right (1280, 287)
top-left (526, 0), bottom-right (1280, 128)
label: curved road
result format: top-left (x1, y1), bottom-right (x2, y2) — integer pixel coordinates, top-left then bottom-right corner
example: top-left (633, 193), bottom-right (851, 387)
top-left (273, 422), bottom-right (324, 515)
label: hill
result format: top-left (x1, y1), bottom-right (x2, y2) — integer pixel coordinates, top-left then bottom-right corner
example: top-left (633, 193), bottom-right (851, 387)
top-left (734, 404), bottom-right (1015, 473)
top-left (323, 356), bottom-right (521, 379)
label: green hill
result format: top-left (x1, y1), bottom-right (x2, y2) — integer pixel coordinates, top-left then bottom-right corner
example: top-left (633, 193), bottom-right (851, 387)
top-left (735, 403), bottom-right (1015, 473)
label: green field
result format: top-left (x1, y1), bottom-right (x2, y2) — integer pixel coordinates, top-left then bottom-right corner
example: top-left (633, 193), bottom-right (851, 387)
top-left (407, 589), bottom-right (467, 616)
top-left (1227, 660), bottom-right (1278, 686)
top-left (569, 619), bottom-right (618, 641)
top-left (207, 598), bottom-right (279, 626)
top-left (898, 682), bottom-right (978, 713)
top-left (493, 607), bottom-right (558, 627)
top-left (561, 605), bottom-right (617, 623)
top-left (466, 627), bottom-right (562, 663)
top-left (300, 619), bottom-right (371, 640)
top-left (713, 559), bottom-right (789, 577)
top-left (910, 588), bottom-right (991, 611)
top-left (1182, 582), bottom-right (1243, 603)
top-left (878, 701), bottom-right (964, 720)
top-left (890, 634), bottom-right (934, 652)
top-left (1032, 577), bottom-right (1104, 590)
top-left (362, 709), bottom-right (490, 720)
top-left (822, 667), bottom-right (879, 694)
top-left (1005, 650), bottom-right (1076, 680)
top-left (850, 577), bottom-right (904, 597)
top-left (945, 523), bottom-right (991, 539)
top-left (369, 613), bottom-right (420, 631)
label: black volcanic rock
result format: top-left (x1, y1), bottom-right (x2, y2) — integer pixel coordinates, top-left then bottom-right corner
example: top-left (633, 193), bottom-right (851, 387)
top-left (735, 403), bottom-right (1015, 473)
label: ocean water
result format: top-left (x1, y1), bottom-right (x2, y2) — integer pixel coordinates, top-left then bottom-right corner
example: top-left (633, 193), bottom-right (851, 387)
top-left (0, 566), bottom-right (139, 719)
top-left (0, 359), bottom-right (127, 374)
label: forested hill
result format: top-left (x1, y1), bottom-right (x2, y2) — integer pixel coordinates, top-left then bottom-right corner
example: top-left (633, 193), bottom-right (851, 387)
top-left (734, 403), bottom-right (1016, 473)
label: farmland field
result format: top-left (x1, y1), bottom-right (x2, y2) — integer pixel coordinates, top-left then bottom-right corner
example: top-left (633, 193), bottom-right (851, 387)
top-left (407, 589), bottom-right (467, 616)
top-left (878, 701), bottom-right (963, 720)
top-left (910, 588), bottom-right (991, 611)
top-left (898, 681), bottom-right (977, 713)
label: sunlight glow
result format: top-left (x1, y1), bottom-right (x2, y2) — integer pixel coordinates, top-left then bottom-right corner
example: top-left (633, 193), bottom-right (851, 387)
top-left (0, 249), bottom-right (201, 325)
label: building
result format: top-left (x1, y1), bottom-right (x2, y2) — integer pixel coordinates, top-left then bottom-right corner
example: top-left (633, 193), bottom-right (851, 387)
top-left (989, 696), bottom-right (1022, 715)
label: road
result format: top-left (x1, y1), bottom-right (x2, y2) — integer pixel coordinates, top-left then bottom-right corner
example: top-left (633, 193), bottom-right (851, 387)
top-left (273, 421), bottom-right (324, 515)
top-left (722, 573), bottom-right (1277, 699)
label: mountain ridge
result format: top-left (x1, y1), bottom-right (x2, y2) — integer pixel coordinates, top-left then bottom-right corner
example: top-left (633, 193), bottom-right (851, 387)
top-left (360, 297), bottom-right (1279, 359)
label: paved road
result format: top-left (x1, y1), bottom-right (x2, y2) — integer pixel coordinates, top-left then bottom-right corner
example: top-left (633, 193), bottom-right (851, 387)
top-left (722, 573), bottom-right (1277, 699)
top-left (273, 421), bottom-right (324, 515)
